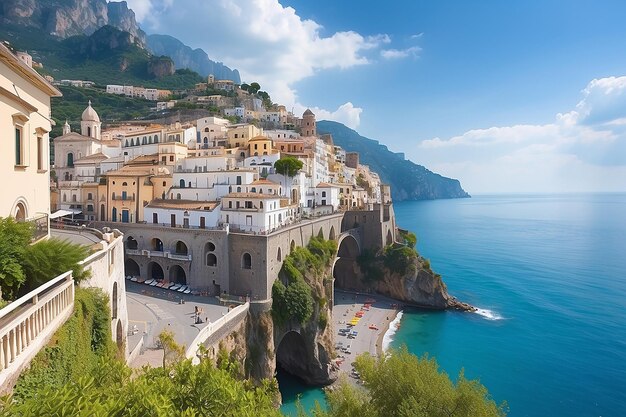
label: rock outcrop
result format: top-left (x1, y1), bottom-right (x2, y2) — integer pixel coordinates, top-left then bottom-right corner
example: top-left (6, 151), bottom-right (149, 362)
top-left (146, 34), bottom-right (241, 83)
top-left (0, 0), bottom-right (146, 47)
top-left (147, 56), bottom-right (176, 79)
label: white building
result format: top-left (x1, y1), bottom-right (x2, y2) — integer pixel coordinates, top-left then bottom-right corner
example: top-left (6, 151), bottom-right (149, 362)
top-left (220, 193), bottom-right (293, 233)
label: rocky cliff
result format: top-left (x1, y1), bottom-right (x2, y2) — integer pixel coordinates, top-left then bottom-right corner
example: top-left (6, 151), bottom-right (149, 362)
top-left (147, 34), bottom-right (241, 83)
top-left (337, 243), bottom-right (474, 311)
top-left (317, 120), bottom-right (470, 201)
top-left (0, 0), bottom-right (146, 46)
top-left (147, 55), bottom-right (175, 79)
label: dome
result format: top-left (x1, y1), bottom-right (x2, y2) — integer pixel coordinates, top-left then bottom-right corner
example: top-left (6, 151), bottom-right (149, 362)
top-left (303, 108), bottom-right (314, 116)
top-left (81, 100), bottom-right (100, 122)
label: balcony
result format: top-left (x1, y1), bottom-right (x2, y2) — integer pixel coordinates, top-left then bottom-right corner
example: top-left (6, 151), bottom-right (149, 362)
top-left (125, 248), bottom-right (191, 261)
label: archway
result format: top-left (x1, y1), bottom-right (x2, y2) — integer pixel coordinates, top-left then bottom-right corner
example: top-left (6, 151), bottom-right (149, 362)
top-left (151, 238), bottom-right (163, 251)
top-left (333, 235), bottom-right (360, 288)
top-left (206, 253), bottom-right (217, 266)
top-left (276, 331), bottom-right (310, 384)
top-left (14, 202), bottom-right (27, 222)
top-left (329, 226), bottom-right (336, 241)
top-left (277, 247), bottom-right (282, 262)
top-left (124, 258), bottom-right (140, 277)
top-left (175, 240), bottom-right (188, 255)
top-left (242, 253), bottom-right (252, 269)
top-left (126, 236), bottom-right (138, 250)
top-left (386, 229), bottom-right (393, 246)
top-left (147, 262), bottom-right (164, 280)
top-left (169, 265), bottom-right (186, 285)
top-left (290, 240), bottom-right (296, 253)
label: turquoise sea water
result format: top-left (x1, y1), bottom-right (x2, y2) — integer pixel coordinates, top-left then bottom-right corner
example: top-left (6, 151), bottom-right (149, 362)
top-left (281, 194), bottom-right (626, 417)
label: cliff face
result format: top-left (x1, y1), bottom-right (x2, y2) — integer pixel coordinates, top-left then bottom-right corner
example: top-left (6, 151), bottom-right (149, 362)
top-left (317, 120), bottom-right (470, 201)
top-left (0, 0), bottom-right (146, 46)
top-left (147, 34), bottom-right (241, 83)
top-left (147, 56), bottom-right (176, 78)
top-left (337, 249), bottom-right (474, 311)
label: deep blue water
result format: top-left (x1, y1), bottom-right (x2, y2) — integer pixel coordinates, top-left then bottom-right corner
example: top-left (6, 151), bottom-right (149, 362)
top-left (281, 194), bottom-right (626, 417)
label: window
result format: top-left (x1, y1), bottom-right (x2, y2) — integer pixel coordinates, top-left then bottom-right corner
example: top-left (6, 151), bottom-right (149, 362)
top-left (242, 253), bottom-right (252, 269)
top-left (207, 253), bottom-right (217, 266)
top-left (67, 152), bottom-right (74, 167)
top-left (72, 195), bottom-right (77, 202)
top-left (122, 182), bottom-right (128, 186)
top-left (163, 181), bottom-right (166, 186)
top-left (322, 191), bottom-right (326, 197)
top-left (152, 213), bottom-right (158, 224)
top-left (87, 193), bottom-right (93, 200)
top-left (170, 156), bottom-right (174, 162)
top-left (37, 136), bottom-right (44, 170)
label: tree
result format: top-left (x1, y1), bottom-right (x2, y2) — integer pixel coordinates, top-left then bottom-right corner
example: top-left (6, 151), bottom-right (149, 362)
top-left (315, 347), bottom-right (507, 417)
top-left (0, 217), bottom-right (32, 300)
top-left (274, 156), bottom-right (303, 178)
top-left (240, 83), bottom-right (250, 92)
top-left (249, 82), bottom-right (261, 94)
top-left (158, 330), bottom-right (185, 368)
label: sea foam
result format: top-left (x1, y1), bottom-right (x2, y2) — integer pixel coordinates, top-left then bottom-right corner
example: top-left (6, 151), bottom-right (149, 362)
top-left (474, 308), bottom-right (503, 321)
top-left (382, 310), bottom-right (403, 351)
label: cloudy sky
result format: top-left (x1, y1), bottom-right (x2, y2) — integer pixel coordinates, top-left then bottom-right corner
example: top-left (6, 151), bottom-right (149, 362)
top-left (125, 0), bottom-right (626, 193)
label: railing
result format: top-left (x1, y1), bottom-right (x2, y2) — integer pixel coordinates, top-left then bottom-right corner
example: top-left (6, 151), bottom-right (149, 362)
top-left (185, 302), bottom-right (249, 358)
top-left (125, 249), bottom-right (191, 261)
top-left (111, 196), bottom-right (135, 201)
top-left (28, 214), bottom-right (49, 242)
top-left (0, 271), bottom-right (75, 392)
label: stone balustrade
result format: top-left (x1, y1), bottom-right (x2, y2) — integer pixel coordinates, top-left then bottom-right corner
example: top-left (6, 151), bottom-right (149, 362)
top-left (0, 271), bottom-right (75, 393)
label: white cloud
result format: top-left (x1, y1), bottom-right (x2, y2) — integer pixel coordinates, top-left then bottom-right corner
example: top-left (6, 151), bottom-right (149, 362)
top-left (124, 0), bottom-right (405, 128)
top-left (415, 76), bottom-right (626, 193)
top-left (381, 46), bottom-right (421, 60)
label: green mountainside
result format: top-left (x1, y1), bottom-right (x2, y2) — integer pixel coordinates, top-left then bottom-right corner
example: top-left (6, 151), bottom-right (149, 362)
top-left (0, 23), bottom-right (204, 88)
top-left (317, 120), bottom-right (470, 201)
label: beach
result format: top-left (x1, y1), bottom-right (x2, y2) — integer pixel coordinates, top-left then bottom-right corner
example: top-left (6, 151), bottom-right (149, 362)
top-left (331, 289), bottom-right (402, 377)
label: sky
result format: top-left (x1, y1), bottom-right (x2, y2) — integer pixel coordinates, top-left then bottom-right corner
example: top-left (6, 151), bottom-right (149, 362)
top-left (124, 0), bottom-right (626, 193)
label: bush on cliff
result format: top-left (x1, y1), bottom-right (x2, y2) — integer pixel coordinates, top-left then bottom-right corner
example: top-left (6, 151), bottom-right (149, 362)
top-left (315, 347), bottom-right (507, 417)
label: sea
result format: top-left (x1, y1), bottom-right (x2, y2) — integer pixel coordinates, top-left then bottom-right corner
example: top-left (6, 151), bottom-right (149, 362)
top-left (279, 193), bottom-right (626, 417)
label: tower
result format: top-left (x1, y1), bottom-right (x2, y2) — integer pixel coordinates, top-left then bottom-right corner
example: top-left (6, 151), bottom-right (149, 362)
top-left (302, 109), bottom-right (316, 137)
top-left (81, 100), bottom-right (101, 140)
top-left (63, 119), bottom-right (71, 135)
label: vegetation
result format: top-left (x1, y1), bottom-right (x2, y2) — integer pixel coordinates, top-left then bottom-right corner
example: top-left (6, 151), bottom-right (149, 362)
top-left (158, 329), bottom-right (185, 368)
top-left (274, 156), bottom-right (304, 178)
top-left (272, 237), bottom-right (337, 326)
top-left (0, 217), bottom-right (89, 301)
top-left (399, 229), bottom-right (417, 248)
top-left (310, 347), bottom-right (507, 417)
top-left (382, 245), bottom-right (418, 276)
top-left (10, 288), bottom-right (116, 404)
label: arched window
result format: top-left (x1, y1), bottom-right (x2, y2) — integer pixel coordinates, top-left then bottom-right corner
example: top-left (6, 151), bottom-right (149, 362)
top-left (177, 193), bottom-right (181, 199)
top-left (175, 241), bottom-right (188, 255)
top-left (260, 201), bottom-right (264, 209)
top-left (206, 253), bottom-right (217, 266)
top-left (112, 282), bottom-right (118, 320)
top-left (154, 135), bottom-right (159, 143)
top-left (63, 194), bottom-right (67, 202)
top-left (87, 193), bottom-right (93, 200)
top-left (112, 207), bottom-right (117, 222)
top-left (67, 152), bottom-right (74, 167)
top-left (242, 253), bottom-right (252, 269)
top-left (122, 182), bottom-right (127, 186)
top-left (290, 240), bottom-right (296, 253)
top-left (126, 236), bottom-right (138, 250)
top-left (277, 247), bottom-right (282, 262)
top-left (180, 179), bottom-right (185, 188)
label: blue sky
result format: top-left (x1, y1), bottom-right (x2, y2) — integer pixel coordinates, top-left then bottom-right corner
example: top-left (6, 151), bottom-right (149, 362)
top-left (127, 0), bottom-right (626, 193)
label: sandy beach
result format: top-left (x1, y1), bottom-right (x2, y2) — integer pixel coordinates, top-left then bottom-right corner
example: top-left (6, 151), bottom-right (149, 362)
top-left (331, 289), bottom-right (402, 378)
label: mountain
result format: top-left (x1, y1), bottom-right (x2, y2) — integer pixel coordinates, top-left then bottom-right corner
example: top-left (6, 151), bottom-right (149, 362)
top-left (147, 34), bottom-right (241, 83)
top-left (317, 120), bottom-right (470, 201)
top-left (0, 0), bottom-right (146, 46)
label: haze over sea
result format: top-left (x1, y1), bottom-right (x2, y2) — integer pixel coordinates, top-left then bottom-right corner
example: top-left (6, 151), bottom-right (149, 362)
top-left (281, 193), bottom-right (626, 417)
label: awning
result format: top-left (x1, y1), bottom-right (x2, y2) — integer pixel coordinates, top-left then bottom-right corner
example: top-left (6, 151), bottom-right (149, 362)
top-left (49, 209), bottom-right (81, 219)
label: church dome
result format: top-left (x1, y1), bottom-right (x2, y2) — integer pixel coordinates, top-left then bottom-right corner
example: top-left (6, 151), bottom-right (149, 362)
top-left (81, 100), bottom-right (100, 122)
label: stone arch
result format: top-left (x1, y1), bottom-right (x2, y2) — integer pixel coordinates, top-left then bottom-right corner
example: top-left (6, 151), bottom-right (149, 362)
top-left (147, 261), bottom-right (164, 280)
top-left (329, 226), bottom-right (336, 241)
top-left (174, 240), bottom-right (188, 255)
top-left (386, 229), bottom-right (393, 246)
top-left (124, 258), bottom-right (140, 277)
top-left (151, 238), bottom-right (163, 251)
top-left (317, 227), bottom-right (324, 239)
top-left (112, 282), bottom-right (118, 320)
top-left (276, 331), bottom-right (309, 382)
top-left (169, 265), bottom-right (186, 284)
top-left (126, 236), bottom-right (138, 250)
top-left (333, 234), bottom-right (360, 286)
top-left (290, 240), bottom-right (296, 253)
top-left (277, 247), bottom-right (282, 262)
top-left (242, 252), bottom-right (252, 269)
top-left (13, 201), bottom-right (27, 221)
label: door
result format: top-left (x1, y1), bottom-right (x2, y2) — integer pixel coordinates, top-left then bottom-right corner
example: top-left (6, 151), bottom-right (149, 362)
top-left (171, 214), bottom-right (176, 227)
top-left (112, 207), bottom-right (117, 222)
top-left (121, 210), bottom-right (129, 223)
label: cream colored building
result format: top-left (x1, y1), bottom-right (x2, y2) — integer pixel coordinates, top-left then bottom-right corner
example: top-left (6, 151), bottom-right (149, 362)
top-left (0, 42), bottom-right (61, 239)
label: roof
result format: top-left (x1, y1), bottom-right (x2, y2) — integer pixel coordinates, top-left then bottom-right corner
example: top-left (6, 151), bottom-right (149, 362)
top-left (0, 42), bottom-right (61, 97)
top-left (316, 182), bottom-right (339, 188)
top-left (303, 109), bottom-right (314, 116)
top-left (81, 101), bottom-right (100, 122)
top-left (248, 135), bottom-right (272, 142)
top-left (54, 132), bottom-right (98, 143)
top-left (73, 152), bottom-right (108, 164)
top-left (146, 199), bottom-right (219, 211)
top-left (250, 179), bottom-right (279, 186)
top-left (101, 139), bottom-right (121, 146)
